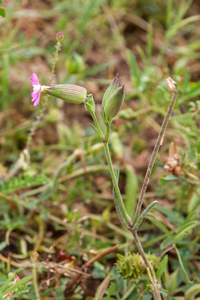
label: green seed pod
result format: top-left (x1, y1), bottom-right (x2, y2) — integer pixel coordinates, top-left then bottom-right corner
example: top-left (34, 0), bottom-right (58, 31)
top-left (104, 85), bottom-right (125, 119)
top-left (102, 74), bottom-right (119, 108)
top-left (45, 84), bottom-right (87, 104)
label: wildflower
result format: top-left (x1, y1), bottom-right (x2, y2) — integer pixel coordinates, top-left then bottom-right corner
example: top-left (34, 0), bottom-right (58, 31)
top-left (30, 73), bottom-right (87, 106)
top-left (30, 73), bottom-right (42, 107)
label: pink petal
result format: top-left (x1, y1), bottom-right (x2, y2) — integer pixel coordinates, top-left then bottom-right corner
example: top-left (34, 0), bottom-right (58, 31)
top-left (31, 92), bottom-right (36, 97)
top-left (31, 93), bottom-right (38, 102)
top-left (31, 77), bottom-right (38, 83)
top-left (32, 72), bottom-right (39, 83)
top-left (33, 91), bottom-right (41, 106)
top-left (33, 96), bottom-right (40, 106)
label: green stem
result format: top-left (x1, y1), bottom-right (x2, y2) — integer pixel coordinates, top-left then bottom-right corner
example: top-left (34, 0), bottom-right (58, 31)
top-left (103, 142), bottom-right (131, 227)
top-left (49, 41), bottom-right (61, 84)
top-left (131, 230), bottom-right (161, 300)
top-left (26, 96), bottom-right (48, 153)
top-left (132, 86), bottom-right (178, 225)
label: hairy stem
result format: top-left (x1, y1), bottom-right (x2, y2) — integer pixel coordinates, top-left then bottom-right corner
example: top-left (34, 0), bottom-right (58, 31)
top-left (26, 96), bottom-right (48, 154)
top-left (132, 85), bottom-right (177, 225)
top-left (49, 41), bottom-right (61, 84)
top-left (131, 231), bottom-right (161, 300)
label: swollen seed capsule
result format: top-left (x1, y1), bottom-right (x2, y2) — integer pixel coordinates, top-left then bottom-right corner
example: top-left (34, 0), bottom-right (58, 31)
top-left (45, 84), bottom-right (87, 104)
top-left (104, 85), bottom-right (125, 119)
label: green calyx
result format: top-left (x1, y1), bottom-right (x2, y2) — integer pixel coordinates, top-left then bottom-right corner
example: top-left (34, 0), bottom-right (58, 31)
top-left (104, 85), bottom-right (125, 120)
top-left (45, 84), bottom-right (87, 104)
top-left (102, 74), bottom-right (119, 108)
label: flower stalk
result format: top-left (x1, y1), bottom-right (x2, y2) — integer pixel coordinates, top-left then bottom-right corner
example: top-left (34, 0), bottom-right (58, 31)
top-left (132, 77), bottom-right (178, 226)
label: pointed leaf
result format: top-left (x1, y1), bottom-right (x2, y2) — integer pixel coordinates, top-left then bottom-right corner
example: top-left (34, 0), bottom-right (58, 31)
top-left (125, 164), bottom-right (138, 221)
top-left (174, 245), bottom-right (193, 283)
top-left (94, 275), bottom-right (110, 300)
top-left (156, 255), bottom-right (168, 280)
top-left (134, 201), bottom-right (158, 230)
top-left (89, 123), bottom-right (99, 134)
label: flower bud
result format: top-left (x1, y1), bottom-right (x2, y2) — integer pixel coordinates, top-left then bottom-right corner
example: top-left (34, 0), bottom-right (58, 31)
top-left (56, 32), bottom-right (64, 42)
top-left (45, 84), bottom-right (87, 104)
top-left (104, 85), bottom-right (125, 119)
top-left (102, 74), bottom-right (119, 108)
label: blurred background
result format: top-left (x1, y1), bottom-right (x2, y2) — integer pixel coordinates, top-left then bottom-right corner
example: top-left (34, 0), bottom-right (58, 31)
top-left (0, 0), bottom-right (200, 299)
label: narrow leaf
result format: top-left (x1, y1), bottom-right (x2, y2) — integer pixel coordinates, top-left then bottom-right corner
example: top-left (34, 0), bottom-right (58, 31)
top-left (0, 274), bottom-right (15, 293)
top-left (94, 275), bottom-right (110, 300)
top-left (125, 164), bottom-right (138, 220)
top-left (89, 123), bottom-right (99, 134)
top-left (113, 164), bottom-right (131, 228)
top-left (106, 282), bottom-right (115, 299)
top-left (113, 187), bottom-right (130, 228)
top-left (147, 215), bottom-right (170, 234)
top-left (174, 221), bottom-right (197, 243)
top-left (174, 245), bottom-right (193, 283)
top-left (6, 276), bottom-right (33, 293)
top-left (134, 201), bottom-right (158, 230)
top-left (156, 255), bottom-right (168, 280)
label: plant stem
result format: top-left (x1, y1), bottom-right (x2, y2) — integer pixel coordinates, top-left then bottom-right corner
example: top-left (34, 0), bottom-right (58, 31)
top-left (49, 41), bottom-right (61, 84)
top-left (131, 232), bottom-right (161, 300)
top-left (103, 142), bottom-right (131, 227)
top-left (26, 96), bottom-right (48, 154)
top-left (131, 230), bottom-right (153, 271)
top-left (132, 84), bottom-right (178, 225)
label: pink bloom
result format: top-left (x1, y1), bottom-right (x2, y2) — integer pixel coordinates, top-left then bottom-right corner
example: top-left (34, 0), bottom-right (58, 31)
top-left (31, 73), bottom-right (41, 107)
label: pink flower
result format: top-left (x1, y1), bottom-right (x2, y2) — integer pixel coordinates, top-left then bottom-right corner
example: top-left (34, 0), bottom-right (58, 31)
top-left (31, 73), bottom-right (42, 106)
